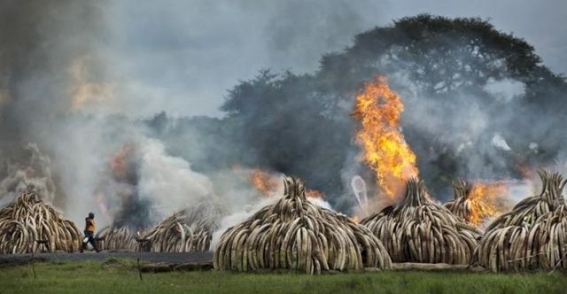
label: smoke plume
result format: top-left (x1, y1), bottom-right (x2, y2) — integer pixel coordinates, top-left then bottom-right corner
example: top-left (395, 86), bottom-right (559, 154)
top-left (1, 1), bottom-right (565, 234)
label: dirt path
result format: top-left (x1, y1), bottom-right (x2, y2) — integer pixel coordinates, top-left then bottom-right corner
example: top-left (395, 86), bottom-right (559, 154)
top-left (0, 251), bottom-right (213, 266)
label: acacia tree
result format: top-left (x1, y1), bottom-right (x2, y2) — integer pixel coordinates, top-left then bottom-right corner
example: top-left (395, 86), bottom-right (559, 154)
top-left (215, 15), bottom-right (566, 208)
top-left (317, 14), bottom-right (566, 183)
top-left (220, 71), bottom-right (353, 208)
top-left (318, 15), bottom-right (558, 95)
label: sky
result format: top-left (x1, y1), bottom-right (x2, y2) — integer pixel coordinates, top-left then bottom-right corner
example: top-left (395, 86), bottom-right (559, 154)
top-left (99, 0), bottom-right (566, 118)
top-left (1, 0), bottom-right (564, 226)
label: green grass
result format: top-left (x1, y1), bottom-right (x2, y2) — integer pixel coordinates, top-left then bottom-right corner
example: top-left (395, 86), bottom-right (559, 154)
top-left (0, 259), bottom-right (566, 294)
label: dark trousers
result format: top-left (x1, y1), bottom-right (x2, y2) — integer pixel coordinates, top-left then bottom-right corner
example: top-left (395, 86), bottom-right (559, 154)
top-left (83, 230), bottom-right (97, 250)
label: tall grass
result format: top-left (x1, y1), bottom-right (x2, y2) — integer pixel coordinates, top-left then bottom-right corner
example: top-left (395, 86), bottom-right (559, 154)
top-left (0, 259), bottom-right (565, 294)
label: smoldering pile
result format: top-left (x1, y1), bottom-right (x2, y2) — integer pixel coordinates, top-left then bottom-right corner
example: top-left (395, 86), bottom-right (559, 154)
top-left (474, 170), bottom-right (567, 272)
top-left (94, 143), bottom-right (148, 251)
top-left (0, 188), bottom-right (81, 253)
top-left (444, 180), bottom-right (498, 227)
top-left (95, 193), bottom-right (151, 251)
top-left (214, 176), bottom-right (392, 274)
top-left (0, 144), bottom-right (57, 206)
top-left (139, 198), bottom-right (226, 252)
top-left (360, 178), bottom-right (479, 264)
top-left (95, 225), bottom-right (139, 251)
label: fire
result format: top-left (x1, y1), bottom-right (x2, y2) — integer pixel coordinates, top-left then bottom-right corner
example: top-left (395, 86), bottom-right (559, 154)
top-left (352, 76), bottom-right (418, 200)
top-left (305, 189), bottom-right (325, 198)
top-left (249, 169), bottom-right (279, 196)
top-left (109, 142), bottom-right (137, 183)
top-left (467, 182), bottom-right (508, 225)
top-left (249, 169), bottom-right (325, 198)
top-left (516, 164), bottom-right (536, 180)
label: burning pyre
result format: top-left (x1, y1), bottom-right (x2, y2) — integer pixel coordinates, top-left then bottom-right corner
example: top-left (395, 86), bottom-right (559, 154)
top-left (0, 188), bottom-right (81, 253)
top-left (474, 170), bottom-right (567, 271)
top-left (0, 144), bottom-right (57, 206)
top-left (95, 225), bottom-right (138, 251)
top-left (360, 179), bottom-right (479, 264)
top-left (352, 75), bottom-right (418, 203)
top-left (249, 169), bottom-right (325, 199)
top-left (214, 176), bottom-right (392, 274)
top-left (249, 169), bottom-right (280, 197)
top-left (353, 76), bottom-right (479, 264)
top-left (445, 180), bottom-right (509, 226)
top-left (94, 190), bottom-right (151, 251)
top-left (139, 198), bottom-right (226, 252)
top-left (94, 143), bottom-right (149, 251)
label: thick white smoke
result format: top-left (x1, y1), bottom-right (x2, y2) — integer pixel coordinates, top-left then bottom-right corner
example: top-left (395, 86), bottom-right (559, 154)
top-left (137, 138), bottom-right (216, 220)
top-left (0, 144), bottom-right (55, 207)
top-left (1, 1), bottom-right (565, 247)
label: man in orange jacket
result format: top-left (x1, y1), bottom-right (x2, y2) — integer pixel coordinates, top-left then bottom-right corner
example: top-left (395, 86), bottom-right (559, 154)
top-left (81, 212), bottom-right (101, 252)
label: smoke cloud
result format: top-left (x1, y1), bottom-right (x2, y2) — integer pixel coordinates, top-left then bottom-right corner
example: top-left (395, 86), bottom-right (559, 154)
top-left (95, 0), bottom-right (566, 118)
top-left (0, 1), bottom-right (113, 222)
top-left (1, 1), bottom-right (565, 234)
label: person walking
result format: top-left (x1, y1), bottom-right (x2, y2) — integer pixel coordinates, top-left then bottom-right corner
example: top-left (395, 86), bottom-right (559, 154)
top-left (81, 212), bottom-right (101, 252)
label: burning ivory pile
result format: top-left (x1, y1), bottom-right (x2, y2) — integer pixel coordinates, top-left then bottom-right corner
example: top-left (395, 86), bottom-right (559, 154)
top-left (0, 189), bottom-right (81, 253)
top-left (214, 176), bottom-right (392, 274)
top-left (95, 225), bottom-right (139, 251)
top-left (140, 199), bottom-right (225, 252)
top-left (444, 180), bottom-right (496, 227)
top-left (474, 171), bottom-right (567, 272)
top-left (360, 178), bottom-right (479, 264)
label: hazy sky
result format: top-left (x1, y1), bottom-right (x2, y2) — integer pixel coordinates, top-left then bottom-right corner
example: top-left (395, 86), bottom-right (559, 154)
top-left (102, 0), bottom-right (566, 118)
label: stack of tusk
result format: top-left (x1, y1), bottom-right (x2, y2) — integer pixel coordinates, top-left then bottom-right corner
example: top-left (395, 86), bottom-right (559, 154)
top-left (140, 199), bottom-right (226, 252)
top-left (444, 179), bottom-right (492, 228)
top-left (214, 176), bottom-right (392, 274)
top-left (360, 178), bottom-right (479, 264)
top-left (95, 225), bottom-right (139, 251)
top-left (0, 190), bottom-right (81, 253)
top-left (474, 170), bottom-right (567, 272)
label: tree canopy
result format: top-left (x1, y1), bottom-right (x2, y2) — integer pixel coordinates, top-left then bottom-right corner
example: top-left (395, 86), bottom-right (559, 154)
top-left (154, 15), bottom-right (567, 211)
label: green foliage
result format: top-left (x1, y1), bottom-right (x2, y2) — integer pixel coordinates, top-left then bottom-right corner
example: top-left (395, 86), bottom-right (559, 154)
top-left (219, 70), bottom-right (354, 210)
top-left (325, 14), bottom-right (548, 94)
top-left (148, 15), bottom-right (567, 207)
top-left (1, 260), bottom-right (567, 294)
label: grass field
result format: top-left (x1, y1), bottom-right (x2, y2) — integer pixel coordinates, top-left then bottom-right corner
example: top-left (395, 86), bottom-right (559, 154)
top-left (1, 259), bottom-right (566, 294)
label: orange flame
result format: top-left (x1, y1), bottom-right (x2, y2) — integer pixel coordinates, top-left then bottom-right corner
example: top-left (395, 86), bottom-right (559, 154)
top-left (516, 164), bottom-right (536, 180)
top-left (306, 189), bottom-right (325, 198)
top-left (467, 182), bottom-right (508, 225)
top-left (249, 169), bottom-right (279, 196)
top-left (109, 142), bottom-right (136, 182)
top-left (353, 76), bottom-right (418, 200)
top-left (249, 169), bottom-right (325, 198)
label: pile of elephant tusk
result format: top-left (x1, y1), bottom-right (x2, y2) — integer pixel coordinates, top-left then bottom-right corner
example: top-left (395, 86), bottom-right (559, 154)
top-left (0, 190), bottom-right (81, 253)
top-left (140, 199), bottom-right (226, 252)
top-left (444, 179), bottom-right (493, 226)
top-left (474, 170), bottom-right (567, 272)
top-left (360, 178), bottom-right (479, 264)
top-left (95, 225), bottom-right (139, 251)
top-left (214, 176), bottom-right (392, 274)
top-left (4, 169), bottom-right (567, 275)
